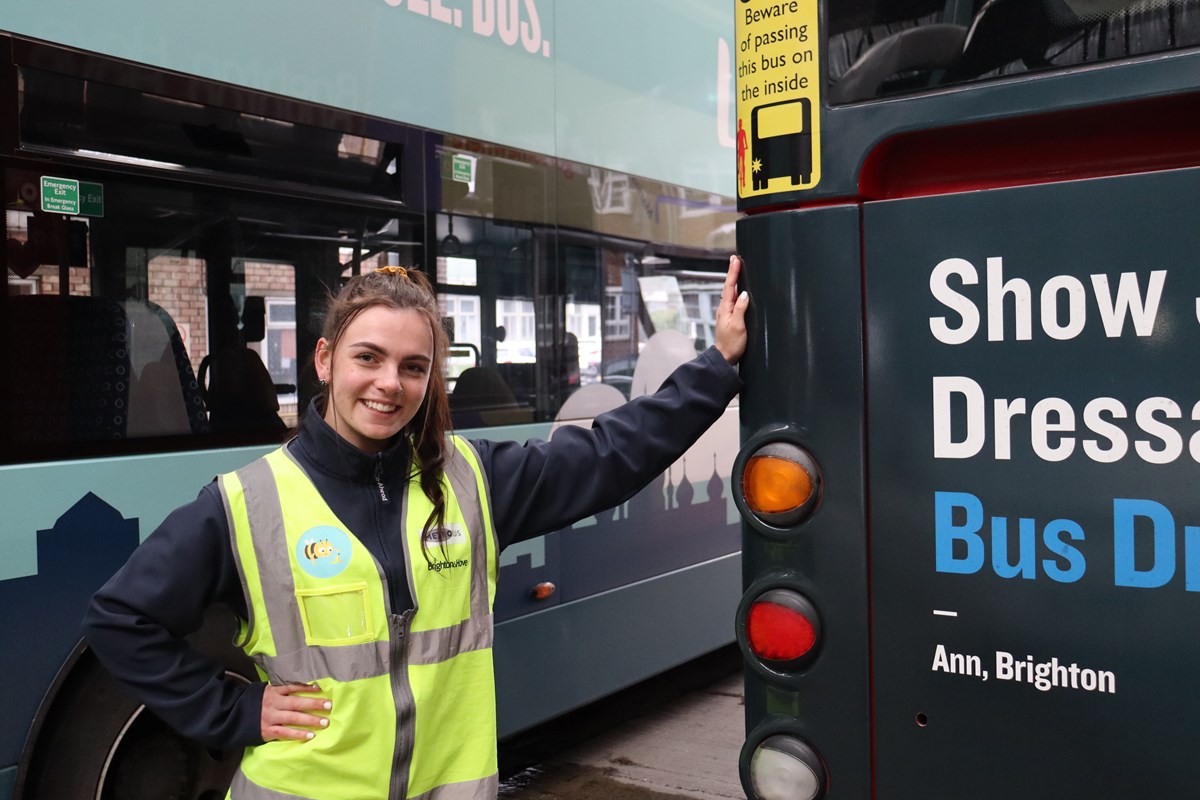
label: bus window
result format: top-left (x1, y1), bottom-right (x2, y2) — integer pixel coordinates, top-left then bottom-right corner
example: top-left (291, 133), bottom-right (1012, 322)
top-left (439, 216), bottom-right (541, 428)
top-left (2, 163), bottom-right (422, 463)
top-left (438, 257), bottom-right (482, 392)
top-left (592, 248), bottom-right (729, 402)
top-left (828, 0), bottom-right (1200, 104)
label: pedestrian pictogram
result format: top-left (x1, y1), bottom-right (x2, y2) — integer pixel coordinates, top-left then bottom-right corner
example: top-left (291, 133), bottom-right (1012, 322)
top-left (735, 0), bottom-right (822, 198)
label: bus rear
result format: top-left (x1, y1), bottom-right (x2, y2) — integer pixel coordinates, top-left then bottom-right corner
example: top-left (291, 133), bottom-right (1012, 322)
top-left (732, 1), bottom-right (1200, 797)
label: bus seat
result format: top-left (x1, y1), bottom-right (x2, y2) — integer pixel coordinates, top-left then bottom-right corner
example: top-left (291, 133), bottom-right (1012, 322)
top-left (3, 295), bottom-right (209, 448)
top-left (1042, 0), bottom-right (1155, 27)
top-left (5, 295), bottom-right (131, 446)
top-left (199, 347), bottom-right (285, 434)
top-left (829, 24), bottom-right (969, 103)
top-left (124, 300), bottom-right (209, 436)
top-left (450, 366), bottom-right (533, 427)
top-left (198, 295), bottom-right (285, 435)
top-left (495, 362), bottom-right (537, 408)
top-left (1027, 0), bottom-right (1200, 68)
top-left (954, 0), bottom-right (1065, 77)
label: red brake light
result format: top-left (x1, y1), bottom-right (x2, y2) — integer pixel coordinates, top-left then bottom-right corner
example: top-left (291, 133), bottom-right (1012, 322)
top-left (747, 600), bottom-right (817, 661)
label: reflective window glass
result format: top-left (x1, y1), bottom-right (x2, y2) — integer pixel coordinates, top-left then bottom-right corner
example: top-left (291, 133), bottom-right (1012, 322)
top-left (828, 0), bottom-right (1200, 104)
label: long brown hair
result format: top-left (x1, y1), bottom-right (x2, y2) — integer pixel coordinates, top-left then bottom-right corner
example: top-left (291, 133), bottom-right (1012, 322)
top-left (315, 267), bottom-right (452, 542)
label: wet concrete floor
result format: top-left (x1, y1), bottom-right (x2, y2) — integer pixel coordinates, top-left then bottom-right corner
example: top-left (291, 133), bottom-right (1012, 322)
top-left (499, 648), bottom-right (745, 800)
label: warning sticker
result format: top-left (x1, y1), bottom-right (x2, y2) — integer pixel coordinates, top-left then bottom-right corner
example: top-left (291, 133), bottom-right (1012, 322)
top-left (735, 0), bottom-right (821, 197)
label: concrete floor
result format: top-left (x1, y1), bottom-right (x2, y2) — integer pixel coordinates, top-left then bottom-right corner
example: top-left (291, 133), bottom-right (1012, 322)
top-left (499, 671), bottom-right (746, 800)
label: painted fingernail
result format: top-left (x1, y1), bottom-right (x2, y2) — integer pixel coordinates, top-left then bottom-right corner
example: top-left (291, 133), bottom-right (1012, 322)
top-left (306, 731), bottom-right (315, 740)
top-left (323, 701), bottom-right (332, 710)
top-left (320, 718), bottom-right (329, 727)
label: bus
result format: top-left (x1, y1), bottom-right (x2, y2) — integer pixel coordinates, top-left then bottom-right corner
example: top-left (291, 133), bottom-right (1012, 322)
top-left (0, 4), bottom-right (744, 797)
top-left (731, 0), bottom-right (1200, 798)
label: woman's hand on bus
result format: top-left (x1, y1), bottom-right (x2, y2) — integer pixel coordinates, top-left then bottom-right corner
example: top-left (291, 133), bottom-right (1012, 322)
top-left (715, 254), bottom-right (750, 365)
top-left (261, 682), bottom-right (332, 742)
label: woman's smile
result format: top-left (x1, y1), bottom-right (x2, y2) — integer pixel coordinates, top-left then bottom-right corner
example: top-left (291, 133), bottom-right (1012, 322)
top-left (363, 399), bottom-right (399, 414)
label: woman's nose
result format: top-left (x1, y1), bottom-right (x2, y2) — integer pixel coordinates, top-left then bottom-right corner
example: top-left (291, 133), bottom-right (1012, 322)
top-left (375, 370), bottom-right (402, 394)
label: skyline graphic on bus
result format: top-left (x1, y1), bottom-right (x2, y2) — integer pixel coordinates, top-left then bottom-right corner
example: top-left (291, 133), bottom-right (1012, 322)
top-left (749, 97), bottom-right (813, 191)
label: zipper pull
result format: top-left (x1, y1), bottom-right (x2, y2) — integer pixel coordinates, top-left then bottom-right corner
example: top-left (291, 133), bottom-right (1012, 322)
top-left (374, 456), bottom-right (390, 504)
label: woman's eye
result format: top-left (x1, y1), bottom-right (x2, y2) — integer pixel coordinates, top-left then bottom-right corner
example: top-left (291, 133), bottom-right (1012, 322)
top-left (355, 353), bottom-right (376, 363)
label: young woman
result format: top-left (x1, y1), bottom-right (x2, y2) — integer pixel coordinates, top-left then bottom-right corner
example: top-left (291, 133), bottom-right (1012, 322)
top-left (84, 256), bottom-right (749, 800)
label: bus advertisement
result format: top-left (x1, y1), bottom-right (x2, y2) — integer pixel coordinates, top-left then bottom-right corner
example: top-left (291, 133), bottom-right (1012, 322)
top-left (0, 3), bottom-right (743, 797)
top-left (733, 0), bottom-right (1200, 798)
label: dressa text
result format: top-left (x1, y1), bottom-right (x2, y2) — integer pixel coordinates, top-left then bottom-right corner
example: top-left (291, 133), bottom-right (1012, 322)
top-left (933, 378), bottom-right (1200, 464)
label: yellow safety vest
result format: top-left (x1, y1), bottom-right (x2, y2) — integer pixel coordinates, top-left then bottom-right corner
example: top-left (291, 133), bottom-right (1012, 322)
top-left (218, 437), bottom-right (499, 800)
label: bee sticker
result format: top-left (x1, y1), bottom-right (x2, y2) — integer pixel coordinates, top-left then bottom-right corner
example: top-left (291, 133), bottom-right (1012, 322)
top-left (295, 526), bottom-right (353, 579)
top-left (303, 539), bottom-right (340, 563)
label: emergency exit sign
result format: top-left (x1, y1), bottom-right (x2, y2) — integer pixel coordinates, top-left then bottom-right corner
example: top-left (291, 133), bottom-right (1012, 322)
top-left (40, 176), bottom-right (80, 214)
top-left (79, 182), bottom-right (105, 217)
top-left (451, 154), bottom-right (473, 183)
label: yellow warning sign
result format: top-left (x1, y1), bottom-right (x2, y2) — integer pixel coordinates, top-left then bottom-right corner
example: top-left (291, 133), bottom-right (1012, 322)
top-left (735, 0), bottom-right (821, 198)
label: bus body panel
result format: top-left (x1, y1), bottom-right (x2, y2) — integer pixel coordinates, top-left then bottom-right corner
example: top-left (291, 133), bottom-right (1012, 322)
top-left (735, 1), bottom-right (1200, 797)
top-left (864, 166), bottom-right (1200, 796)
top-left (0, 447), bottom-right (272, 771)
top-left (495, 551), bottom-right (742, 737)
top-left (737, 205), bottom-right (872, 797)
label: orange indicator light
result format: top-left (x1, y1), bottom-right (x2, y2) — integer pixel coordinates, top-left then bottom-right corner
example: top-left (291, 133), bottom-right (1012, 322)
top-left (743, 454), bottom-right (813, 514)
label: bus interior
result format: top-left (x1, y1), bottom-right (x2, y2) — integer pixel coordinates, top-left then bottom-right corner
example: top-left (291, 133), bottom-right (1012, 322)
top-left (827, 0), bottom-right (1200, 103)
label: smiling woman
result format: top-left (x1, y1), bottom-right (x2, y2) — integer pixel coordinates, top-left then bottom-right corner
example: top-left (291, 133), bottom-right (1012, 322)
top-left (315, 278), bottom-right (440, 454)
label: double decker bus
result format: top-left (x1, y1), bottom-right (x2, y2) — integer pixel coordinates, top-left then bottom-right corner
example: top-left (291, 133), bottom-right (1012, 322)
top-left (732, 0), bottom-right (1200, 797)
top-left (0, 3), bottom-right (744, 797)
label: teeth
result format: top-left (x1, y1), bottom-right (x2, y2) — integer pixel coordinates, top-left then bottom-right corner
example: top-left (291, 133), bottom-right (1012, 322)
top-left (363, 400), bottom-right (397, 413)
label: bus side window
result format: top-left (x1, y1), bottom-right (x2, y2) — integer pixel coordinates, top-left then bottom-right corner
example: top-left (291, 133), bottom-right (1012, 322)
top-left (198, 294), bottom-right (286, 436)
top-left (3, 295), bottom-right (207, 451)
top-left (449, 365), bottom-right (534, 427)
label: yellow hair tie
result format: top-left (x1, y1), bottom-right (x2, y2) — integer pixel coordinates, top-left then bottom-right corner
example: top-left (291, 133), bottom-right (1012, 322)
top-left (375, 266), bottom-right (409, 278)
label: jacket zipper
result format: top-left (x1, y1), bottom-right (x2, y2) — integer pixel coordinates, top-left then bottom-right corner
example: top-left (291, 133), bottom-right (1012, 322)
top-left (389, 611), bottom-right (414, 800)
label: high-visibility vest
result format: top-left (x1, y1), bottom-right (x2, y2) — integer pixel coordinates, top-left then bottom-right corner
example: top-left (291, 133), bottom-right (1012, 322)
top-left (218, 436), bottom-right (499, 800)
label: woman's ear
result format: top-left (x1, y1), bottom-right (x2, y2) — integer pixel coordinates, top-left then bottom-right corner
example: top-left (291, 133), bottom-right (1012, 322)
top-left (314, 338), bottom-right (331, 383)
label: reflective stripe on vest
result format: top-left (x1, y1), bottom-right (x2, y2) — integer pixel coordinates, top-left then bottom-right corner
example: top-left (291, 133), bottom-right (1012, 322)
top-left (220, 436), bottom-right (499, 800)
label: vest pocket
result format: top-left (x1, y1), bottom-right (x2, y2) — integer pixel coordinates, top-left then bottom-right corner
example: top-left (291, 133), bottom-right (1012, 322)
top-left (296, 582), bottom-right (373, 646)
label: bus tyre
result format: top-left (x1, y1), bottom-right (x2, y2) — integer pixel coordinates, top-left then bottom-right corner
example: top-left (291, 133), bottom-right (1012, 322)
top-left (18, 653), bottom-right (243, 800)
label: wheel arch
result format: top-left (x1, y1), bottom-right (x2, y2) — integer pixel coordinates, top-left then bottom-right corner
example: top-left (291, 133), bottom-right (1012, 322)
top-left (13, 605), bottom-right (255, 800)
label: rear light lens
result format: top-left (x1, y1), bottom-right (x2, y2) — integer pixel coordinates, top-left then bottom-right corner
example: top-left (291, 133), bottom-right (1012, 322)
top-left (736, 440), bottom-right (821, 529)
top-left (746, 589), bottom-right (819, 663)
top-left (738, 581), bottom-right (821, 677)
top-left (747, 735), bottom-right (825, 800)
top-left (744, 454), bottom-right (812, 513)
